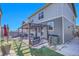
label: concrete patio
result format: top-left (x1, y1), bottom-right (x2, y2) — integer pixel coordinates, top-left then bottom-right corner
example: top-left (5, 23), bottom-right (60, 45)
top-left (56, 37), bottom-right (79, 56)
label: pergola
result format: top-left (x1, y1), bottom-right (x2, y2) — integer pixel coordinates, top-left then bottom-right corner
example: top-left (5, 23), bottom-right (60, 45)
top-left (19, 22), bottom-right (49, 46)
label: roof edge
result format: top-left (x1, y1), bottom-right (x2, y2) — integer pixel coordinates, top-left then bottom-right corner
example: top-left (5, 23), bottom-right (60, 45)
top-left (72, 3), bottom-right (77, 17)
top-left (28, 3), bottom-right (52, 19)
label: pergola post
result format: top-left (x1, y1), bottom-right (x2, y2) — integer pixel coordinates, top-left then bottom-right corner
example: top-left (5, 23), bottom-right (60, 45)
top-left (35, 27), bottom-right (37, 38)
top-left (40, 25), bottom-right (42, 39)
top-left (21, 21), bottom-right (25, 40)
top-left (28, 23), bottom-right (31, 47)
top-left (18, 28), bottom-right (19, 37)
top-left (22, 23), bottom-right (23, 40)
top-left (47, 25), bottom-right (48, 40)
top-left (29, 23), bottom-right (30, 41)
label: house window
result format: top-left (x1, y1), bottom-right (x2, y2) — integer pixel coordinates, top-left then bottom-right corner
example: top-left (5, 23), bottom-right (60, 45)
top-left (38, 12), bottom-right (44, 20)
top-left (49, 26), bottom-right (53, 30)
top-left (30, 19), bottom-right (33, 23)
top-left (48, 22), bottom-right (54, 30)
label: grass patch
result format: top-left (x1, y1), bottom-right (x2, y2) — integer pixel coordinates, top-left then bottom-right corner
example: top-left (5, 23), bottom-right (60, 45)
top-left (0, 39), bottom-right (63, 56)
top-left (30, 47), bottom-right (64, 56)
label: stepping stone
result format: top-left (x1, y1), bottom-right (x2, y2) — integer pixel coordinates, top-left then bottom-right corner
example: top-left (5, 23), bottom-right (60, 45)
top-left (14, 48), bottom-right (17, 52)
top-left (22, 49), bottom-right (30, 54)
top-left (14, 47), bottom-right (17, 50)
top-left (9, 50), bottom-right (16, 56)
top-left (23, 51), bottom-right (30, 54)
top-left (20, 47), bottom-right (27, 50)
top-left (13, 45), bottom-right (16, 47)
top-left (21, 45), bottom-right (26, 48)
top-left (21, 46), bottom-right (29, 49)
top-left (24, 53), bottom-right (31, 56)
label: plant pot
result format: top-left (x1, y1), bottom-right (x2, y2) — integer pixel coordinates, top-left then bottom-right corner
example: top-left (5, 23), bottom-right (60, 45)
top-left (1, 44), bottom-right (11, 56)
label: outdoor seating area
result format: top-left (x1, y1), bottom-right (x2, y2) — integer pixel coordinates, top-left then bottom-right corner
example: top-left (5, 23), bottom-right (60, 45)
top-left (48, 34), bottom-right (60, 46)
top-left (18, 23), bottom-right (49, 46)
top-left (14, 22), bottom-right (62, 48)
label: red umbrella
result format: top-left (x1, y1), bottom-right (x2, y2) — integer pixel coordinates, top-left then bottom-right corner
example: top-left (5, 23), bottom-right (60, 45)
top-left (4, 24), bottom-right (8, 36)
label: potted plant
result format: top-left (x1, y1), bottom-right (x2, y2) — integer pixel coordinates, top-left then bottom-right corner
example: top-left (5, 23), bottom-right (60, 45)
top-left (1, 40), bottom-right (11, 56)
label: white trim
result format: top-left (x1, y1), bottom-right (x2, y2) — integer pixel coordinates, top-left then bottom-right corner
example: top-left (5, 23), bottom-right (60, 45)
top-left (62, 4), bottom-right (64, 44)
top-left (32, 15), bottom-right (75, 26)
top-left (61, 16), bottom-right (76, 44)
top-left (38, 15), bottom-right (62, 23)
top-left (62, 17), bottom-right (64, 43)
top-left (63, 15), bottom-right (75, 25)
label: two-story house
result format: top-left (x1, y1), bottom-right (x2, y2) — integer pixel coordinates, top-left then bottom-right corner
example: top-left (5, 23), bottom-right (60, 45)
top-left (20, 3), bottom-right (76, 46)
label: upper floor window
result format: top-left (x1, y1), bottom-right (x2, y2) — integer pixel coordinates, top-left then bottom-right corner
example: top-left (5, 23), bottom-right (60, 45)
top-left (31, 19), bottom-right (33, 23)
top-left (30, 19), bottom-right (33, 23)
top-left (38, 12), bottom-right (44, 20)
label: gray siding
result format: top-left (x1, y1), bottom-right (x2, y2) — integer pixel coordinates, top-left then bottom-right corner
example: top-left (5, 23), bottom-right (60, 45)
top-left (63, 4), bottom-right (75, 24)
top-left (29, 3), bottom-right (63, 23)
top-left (42, 17), bottom-right (62, 43)
top-left (63, 17), bottom-right (74, 42)
top-left (27, 3), bottom-right (76, 44)
top-left (53, 17), bottom-right (62, 43)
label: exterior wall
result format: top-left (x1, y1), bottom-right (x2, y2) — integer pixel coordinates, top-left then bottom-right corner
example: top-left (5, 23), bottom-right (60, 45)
top-left (63, 4), bottom-right (75, 24)
top-left (53, 17), bottom-right (62, 43)
top-left (29, 3), bottom-right (76, 25)
top-left (62, 4), bottom-right (76, 43)
top-left (63, 17), bottom-right (74, 42)
top-left (29, 3), bottom-right (63, 23)
top-left (41, 17), bottom-right (62, 43)
top-left (27, 3), bottom-right (76, 44)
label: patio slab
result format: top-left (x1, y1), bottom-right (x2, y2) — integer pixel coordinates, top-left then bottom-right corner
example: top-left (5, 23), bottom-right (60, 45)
top-left (56, 37), bottom-right (79, 56)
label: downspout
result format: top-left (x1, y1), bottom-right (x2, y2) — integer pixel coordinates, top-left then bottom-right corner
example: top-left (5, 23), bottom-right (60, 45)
top-left (62, 4), bottom-right (64, 44)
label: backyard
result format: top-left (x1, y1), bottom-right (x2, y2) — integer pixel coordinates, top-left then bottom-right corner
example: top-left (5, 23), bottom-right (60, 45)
top-left (0, 39), bottom-right (63, 56)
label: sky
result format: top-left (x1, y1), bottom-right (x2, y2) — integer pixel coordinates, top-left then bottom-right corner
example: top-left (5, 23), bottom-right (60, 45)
top-left (0, 3), bottom-right (79, 31)
top-left (1, 3), bottom-right (45, 31)
top-left (75, 3), bottom-right (79, 25)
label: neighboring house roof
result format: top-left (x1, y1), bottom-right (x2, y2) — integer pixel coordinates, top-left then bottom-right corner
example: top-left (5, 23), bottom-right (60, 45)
top-left (28, 3), bottom-right (77, 19)
top-left (76, 26), bottom-right (79, 29)
top-left (76, 26), bottom-right (79, 32)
